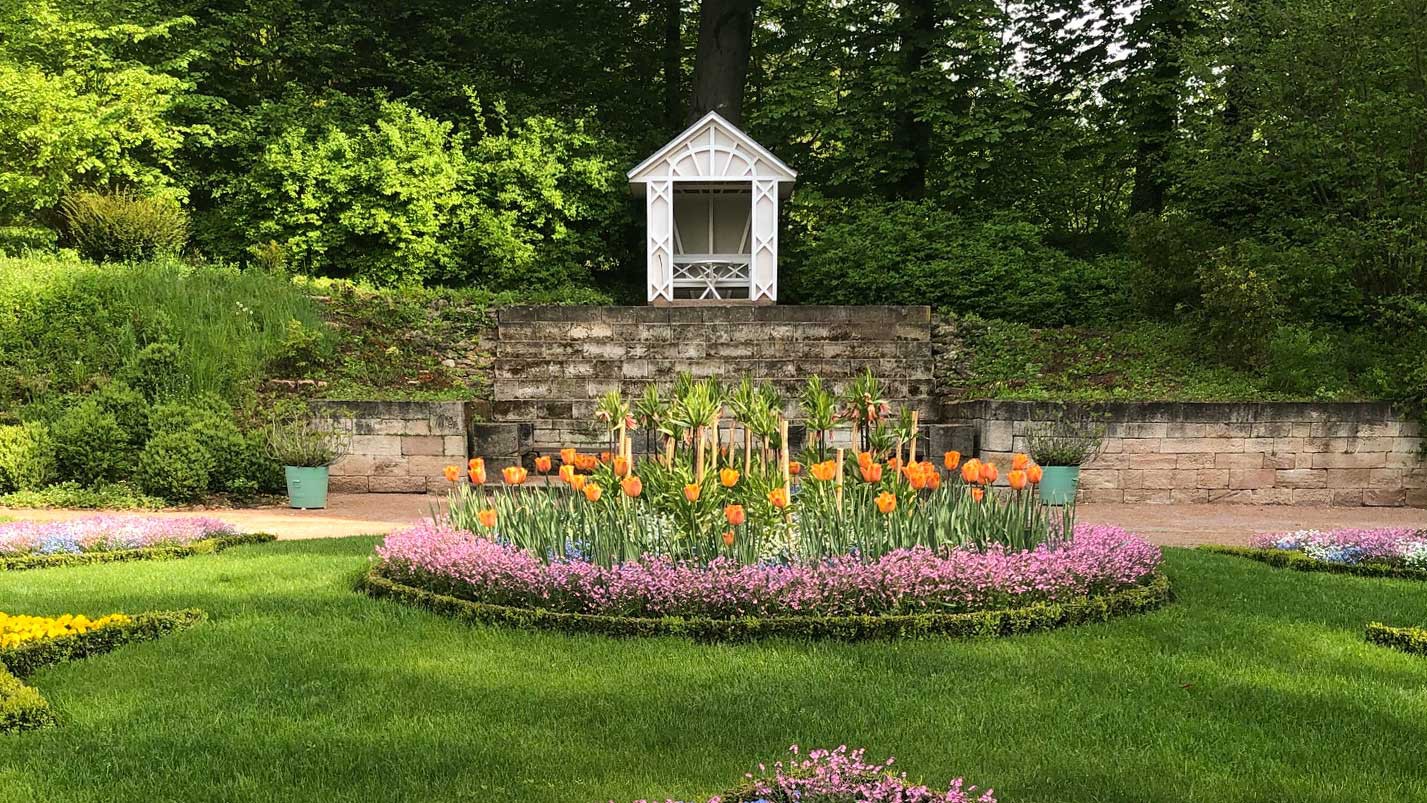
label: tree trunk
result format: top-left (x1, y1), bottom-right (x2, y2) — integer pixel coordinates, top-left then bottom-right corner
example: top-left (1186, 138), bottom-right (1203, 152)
top-left (891, 0), bottom-right (936, 199)
top-left (688, 0), bottom-right (757, 125)
top-left (1126, 0), bottom-right (1191, 216)
top-left (663, 0), bottom-right (684, 132)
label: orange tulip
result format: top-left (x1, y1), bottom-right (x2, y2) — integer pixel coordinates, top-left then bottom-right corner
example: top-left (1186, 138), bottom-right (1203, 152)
top-left (724, 504), bottom-right (746, 526)
top-left (1008, 469), bottom-right (1028, 491)
top-left (583, 482), bottom-right (602, 502)
top-left (722, 529), bottom-right (736, 547)
top-left (979, 461), bottom-right (998, 485)
top-left (575, 453), bottom-right (598, 471)
top-left (502, 465), bottom-right (528, 485)
top-left (810, 460), bottom-right (837, 481)
top-left (683, 483), bottom-right (702, 503)
top-left (857, 451), bottom-right (874, 468)
top-left (875, 490), bottom-right (897, 514)
top-left (534, 455), bottom-right (552, 474)
top-left (719, 467), bottom-right (740, 488)
top-left (904, 465), bottom-right (927, 490)
top-left (925, 469), bottom-right (942, 490)
top-left (886, 457), bottom-right (903, 473)
top-left (560, 447), bottom-right (576, 466)
top-left (570, 474), bottom-right (587, 492)
top-left (443, 465), bottom-right (460, 483)
top-left (971, 487), bottom-right (985, 502)
top-left (477, 508), bottom-right (497, 528)
top-left (613, 455), bottom-right (630, 477)
top-left (943, 450), bottom-right (962, 470)
top-left (621, 475), bottom-right (642, 498)
top-left (469, 463), bottom-right (487, 485)
top-left (599, 451), bottom-right (612, 464)
top-left (1027, 463), bottom-right (1044, 484)
top-left (860, 462), bottom-right (883, 483)
top-left (559, 464), bottom-right (576, 485)
top-left (961, 458), bottom-right (982, 484)
top-left (468, 457), bottom-right (484, 471)
top-left (768, 486), bottom-right (789, 509)
top-left (1011, 452), bottom-right (1030, 471)
top-left (789, 461), bottom-right (802, 476)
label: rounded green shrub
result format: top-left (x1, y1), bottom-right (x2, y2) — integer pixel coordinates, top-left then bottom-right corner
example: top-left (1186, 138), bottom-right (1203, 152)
top-left (92, 381), bottom-right (151, 445)
top-left (49, 400), bottom-right (132, 485)
top-left (136, 431), bottom-right (214, 502)
top-left (60, 191), bottom-right (188, 263)
top-left (0, 422), bottom-right (56, 493)
top-left (126, 342), bottom-right (184, 400)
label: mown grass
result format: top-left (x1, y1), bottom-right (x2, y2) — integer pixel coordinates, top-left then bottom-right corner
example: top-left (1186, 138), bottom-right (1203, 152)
top-left (1, 540), bottom-right (1425, 803)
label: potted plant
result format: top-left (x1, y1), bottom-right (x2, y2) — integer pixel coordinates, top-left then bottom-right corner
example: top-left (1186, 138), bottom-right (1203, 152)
top-left (266, 405), bottom-right (352, 509)
top-left (1024, 409), bottom-right (1107, 505)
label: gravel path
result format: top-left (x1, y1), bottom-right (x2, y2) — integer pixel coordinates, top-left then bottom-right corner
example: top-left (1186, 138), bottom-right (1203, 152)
top-left (4, 495), bottom-right (1424, 546)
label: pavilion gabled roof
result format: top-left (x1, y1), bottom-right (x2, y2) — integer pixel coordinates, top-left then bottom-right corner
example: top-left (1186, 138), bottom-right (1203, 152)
top-left (628, 111), bottom-right (797, 190)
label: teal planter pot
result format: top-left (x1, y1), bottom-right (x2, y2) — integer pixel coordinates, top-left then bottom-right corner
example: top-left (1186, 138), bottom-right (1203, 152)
top-left (1038, 465), bottom-right (1080, 505)
top-left (284, 466), bottom-right (330, 509)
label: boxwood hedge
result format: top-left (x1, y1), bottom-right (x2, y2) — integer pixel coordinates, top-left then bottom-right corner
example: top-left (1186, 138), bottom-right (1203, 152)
top-left (0, 609), bottom-right (206, 733)
top-left (0, 532), bottom-right (275, 573)
top-left (1366, 622), bottom-right (1427, 656)
top-left (1199, 546), bottom-right (1427, 582)
top-left (358, 568), bottom-right (1172, 643)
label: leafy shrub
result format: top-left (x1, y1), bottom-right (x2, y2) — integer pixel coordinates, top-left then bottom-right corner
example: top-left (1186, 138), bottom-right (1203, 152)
top-left (1262, 325), bottom-right (1348, 397)
top-left (146, 397), bottom-right (278, 495)
top-left (784, 199), bottom-right (1130, 325)
top-left (1366, 622), bottom-right (1427, 656)
top-left (0, 481), bottom-right (163, 510)
top-left (1195, 241), bottom-right (1284, 367)
top-left (0, 422), bottom-right (55, 492)
top-left (223, 99), bottom-right (629, 288)
top-left (0, 610), bottom-right (206, 679)
top-left (0, 666), bottom-right (51, 733)
top-left (0, 534), bottom-right (272, 573)
top-left (49, 400), bottom-right (132, 485)
top-left (91, 381), bottom-right (151, 445)
top-left (135, 431), bottom-right (213, 502)
top-left (126, 342), bottom-right (184, 400)
top-left (60, 192), bottom-right (188, 263)
top-left (1125, 212), bottom-right (1227, 317)
top-left (0, 226), bottom-right (57, 256)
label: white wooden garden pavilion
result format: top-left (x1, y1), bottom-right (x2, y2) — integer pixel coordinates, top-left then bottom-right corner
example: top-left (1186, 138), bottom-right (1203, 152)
top-left (628, 111), bottom-right (797, 303)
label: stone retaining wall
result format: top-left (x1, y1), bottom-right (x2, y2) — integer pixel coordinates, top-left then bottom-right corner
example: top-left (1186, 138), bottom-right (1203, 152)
top-left (944, 400), bottom-right (1425, 506)
top-left (316, 401), bottom-right (471, 493)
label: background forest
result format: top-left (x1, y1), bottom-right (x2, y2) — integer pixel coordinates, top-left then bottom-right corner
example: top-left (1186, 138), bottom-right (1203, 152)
top-left (1, 0), bottom-right (1426, 404)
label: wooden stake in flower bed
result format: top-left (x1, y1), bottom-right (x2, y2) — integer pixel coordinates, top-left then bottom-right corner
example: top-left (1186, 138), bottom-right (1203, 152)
top-left (909, 411), bottom-right (919, 464)
top-left (743, 426), bottom-right (752, 478)
top-left (835, 447), bottom-right (845, 513)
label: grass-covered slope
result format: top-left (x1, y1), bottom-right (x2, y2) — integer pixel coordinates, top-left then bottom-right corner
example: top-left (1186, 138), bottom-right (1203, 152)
top-left (0, 538), bottom-right (1423, 802)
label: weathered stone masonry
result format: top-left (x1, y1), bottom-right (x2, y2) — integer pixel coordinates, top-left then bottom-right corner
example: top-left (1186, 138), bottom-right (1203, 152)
top-left (317, 307), bottom-right (1423, 507)
top-left (316, 401), bottom-right (472, 494)
top-left (945, 400), bottom-right (1425, 507)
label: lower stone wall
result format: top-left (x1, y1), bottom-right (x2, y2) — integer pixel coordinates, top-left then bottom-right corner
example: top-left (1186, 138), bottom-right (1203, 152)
top-left (944, 400), bottom-right (1425, 507)
top-left (316, 401), bottom-right (471, 493)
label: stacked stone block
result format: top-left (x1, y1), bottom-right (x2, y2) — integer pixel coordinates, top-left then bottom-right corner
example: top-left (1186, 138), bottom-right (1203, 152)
top-left (946, 400), bottom-right (1425, 507)
top-left (317, 401), bottom-right (470, 493)
top-left (482, 305), bottom-right (936, 462)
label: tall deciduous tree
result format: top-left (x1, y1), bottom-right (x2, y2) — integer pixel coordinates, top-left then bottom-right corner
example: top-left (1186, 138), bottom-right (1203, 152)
top-left (688, 0), bottom-right (758, 124)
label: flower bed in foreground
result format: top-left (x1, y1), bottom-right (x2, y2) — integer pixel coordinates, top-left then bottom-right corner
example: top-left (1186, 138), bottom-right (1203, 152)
top-left (1365, 623), bottom-right (1427, 657)
top-left (0, 516), bottom-right (274, 571)
top-left (363, 523), bottom-right (1169, 641)
top-left (1201, 528), bottom-right (1427, 581)
top-left (628, 745), bottom-right (996, 803)
top-left (0, 609), bottom-right (205, 733)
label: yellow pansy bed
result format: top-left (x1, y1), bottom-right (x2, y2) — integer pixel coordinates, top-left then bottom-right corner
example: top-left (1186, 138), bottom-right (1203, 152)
top-left (0, 609), bottom-right (205, 733)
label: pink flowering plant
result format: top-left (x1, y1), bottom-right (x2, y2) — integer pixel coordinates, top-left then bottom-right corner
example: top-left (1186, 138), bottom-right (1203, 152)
top-left (0, 516), bottom-right (236, 556)
top-left (625, 744), bottom-right (995, 803)
top-left (1252, 528), bottom-right (1427, 569)
top-left (375, 521), bottom-right (1161, 619)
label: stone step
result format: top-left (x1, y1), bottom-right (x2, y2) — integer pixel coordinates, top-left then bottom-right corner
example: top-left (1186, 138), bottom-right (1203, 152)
top-left (496, 320), bottom-right (930, 344)
top-left (495, 338), bottom-right (928, 362)
top-left (492, 357), bottom-right (932, 382)
top-left (492, 376), bottom-right (935, 403)
top-left (500, 304), bottom-right (931, 326)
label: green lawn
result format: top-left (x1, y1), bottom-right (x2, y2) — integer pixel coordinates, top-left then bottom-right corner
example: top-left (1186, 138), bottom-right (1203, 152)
top-left (1, 538), bottom-right (1424, 803)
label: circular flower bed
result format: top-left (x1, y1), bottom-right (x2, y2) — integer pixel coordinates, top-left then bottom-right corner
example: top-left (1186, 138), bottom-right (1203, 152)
top-left (363, 522), bottom-right (1168, 641)
top-left (1202, 528), bottom-right (1427, 581)
top-left (628, 744), bottom-right (996, 803)
top-left (0, 516), bottom-right (273, 571)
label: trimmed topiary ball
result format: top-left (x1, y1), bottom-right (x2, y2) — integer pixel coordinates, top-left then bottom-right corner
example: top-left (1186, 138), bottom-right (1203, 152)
top-left (136, 431), bottom-right (214, 503)
top-left (49, 400), bottom-right (132, 485)
top-left (0, 422), bottom-right (56, 493)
